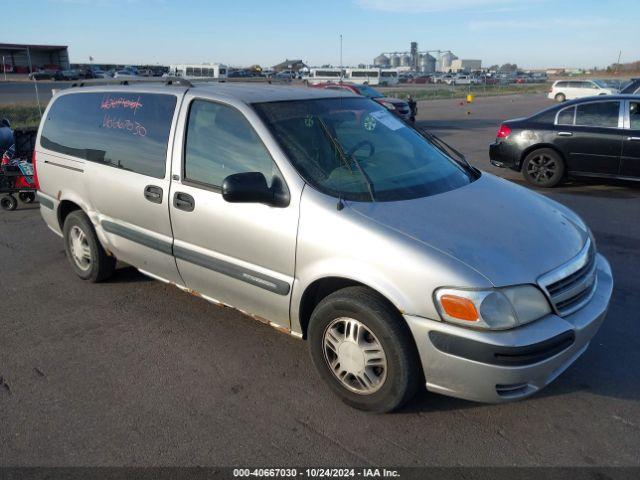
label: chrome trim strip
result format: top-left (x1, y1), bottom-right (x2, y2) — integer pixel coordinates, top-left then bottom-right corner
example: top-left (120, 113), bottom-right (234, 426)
top-left (538, 238), bottom-right (596, 316)
top-left (539, 238), bottom-right (591, 287)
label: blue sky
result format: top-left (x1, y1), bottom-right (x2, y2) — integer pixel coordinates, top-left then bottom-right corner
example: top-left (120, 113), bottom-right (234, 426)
top-left (4, 0), bottom-right (639, 68)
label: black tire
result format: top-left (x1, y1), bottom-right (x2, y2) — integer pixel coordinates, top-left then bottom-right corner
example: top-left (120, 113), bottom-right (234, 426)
top-left (63, 210), bottom-right (116, 282)
top-left (19, 192), bottom-right (36, 203)
top-left (522, 148), bottom-right (565, 188)
top-left (308, 286), bottom-right (422, 413)
top-left (554, 93), bottom-right (566, 102)
top-left (1, 195), bottom-right (17, 211)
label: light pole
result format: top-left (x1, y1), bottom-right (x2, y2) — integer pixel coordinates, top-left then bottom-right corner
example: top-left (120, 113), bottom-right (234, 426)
top-left (2, 56), bottom-right (6, 81)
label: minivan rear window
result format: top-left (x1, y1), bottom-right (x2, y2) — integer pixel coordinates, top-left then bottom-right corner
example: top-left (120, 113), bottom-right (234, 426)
top-left (41, 92), bottom-right (177, 178)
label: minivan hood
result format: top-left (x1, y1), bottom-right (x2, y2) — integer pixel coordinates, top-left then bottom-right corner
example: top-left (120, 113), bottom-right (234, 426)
top-left (349, 174), bottom-right (588, 286)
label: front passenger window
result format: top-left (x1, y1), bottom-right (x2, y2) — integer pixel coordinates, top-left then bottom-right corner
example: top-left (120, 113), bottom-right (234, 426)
top-left (184, 100), bottom-right (279, 188)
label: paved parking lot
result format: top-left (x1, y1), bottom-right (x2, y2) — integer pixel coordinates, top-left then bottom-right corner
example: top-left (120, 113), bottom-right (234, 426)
top-left (1, 93), bottom-right (639, 467)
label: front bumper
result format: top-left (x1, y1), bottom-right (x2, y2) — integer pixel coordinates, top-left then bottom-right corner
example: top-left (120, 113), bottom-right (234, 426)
top-left (404, 254), bottom-right (613, 403)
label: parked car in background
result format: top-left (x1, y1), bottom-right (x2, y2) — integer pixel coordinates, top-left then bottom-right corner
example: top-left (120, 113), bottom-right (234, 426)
top-left (113, 69), bottom-right (139, 80)
top-left (490, 95), bottom-right (639, 187)
top-left (548, 79), bottom-right (618, 102)
top-left (408, 75), bottom-right (431, 84)
top-left (441, 74), bottom-right (455, 85)
top-left (311, 82), bottom-right (414, 122)
top-left (53, 69), bottom-right (80, 81)
top-left (28, 69), bottom-right (58, 80)
top-left (453, 75), bottom-right (472, 86)
top-left (481, 75), bottom-right (500, 85)
top-left (273, 71), bottom-right (294, 82)
top-left (35, 83), bottom-right (612, 412)
top-left (620, 78), bottom-right (640, 95)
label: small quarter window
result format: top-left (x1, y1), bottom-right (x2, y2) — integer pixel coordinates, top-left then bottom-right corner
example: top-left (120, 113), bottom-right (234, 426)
top-left (556, 107), bottom-right (575, 125)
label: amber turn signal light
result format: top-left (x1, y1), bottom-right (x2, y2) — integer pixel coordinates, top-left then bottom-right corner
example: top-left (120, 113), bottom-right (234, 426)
top-left (439, 295), bottom-right (479, 321)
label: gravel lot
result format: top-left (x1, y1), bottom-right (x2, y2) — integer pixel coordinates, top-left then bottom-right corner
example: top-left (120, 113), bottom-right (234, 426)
top-left (1, 93), bottom-right (639, 467)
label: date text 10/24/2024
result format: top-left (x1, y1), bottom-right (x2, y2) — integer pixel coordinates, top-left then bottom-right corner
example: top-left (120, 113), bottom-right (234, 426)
top-left (232, 468), bottom-right (400, 478)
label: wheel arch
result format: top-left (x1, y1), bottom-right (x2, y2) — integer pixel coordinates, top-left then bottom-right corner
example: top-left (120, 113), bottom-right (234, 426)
top-left (519, 143), bottom-right (566, 173)
top-left (296, 276), bottom-right (406, 340)
top-left (57, 199), bottom-right (84, 230)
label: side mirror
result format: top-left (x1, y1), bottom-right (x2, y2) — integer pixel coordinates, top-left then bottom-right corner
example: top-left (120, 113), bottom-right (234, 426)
top-left (1, 118), bottom-right (10, 129)
top-left (222, 172), bottom-right (289, 207)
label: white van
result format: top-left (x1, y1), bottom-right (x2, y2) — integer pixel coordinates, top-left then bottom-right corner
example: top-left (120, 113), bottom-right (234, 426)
top-left (165, 64), bottom-right (227, 82)
top-left (548, 80), bottom-right (617, 102)
top-left (344, 68), bottom-right (381, 86)
top-left (380, 69), bottom-right (399, 86)
top-left (307, 68), bottom-right (343, 85)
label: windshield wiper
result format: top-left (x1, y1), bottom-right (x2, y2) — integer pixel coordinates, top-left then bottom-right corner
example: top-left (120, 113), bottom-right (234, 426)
top-left (317, 117), bottom-right (376, 202)
top-left (420, 129), bottom-right (479, 176)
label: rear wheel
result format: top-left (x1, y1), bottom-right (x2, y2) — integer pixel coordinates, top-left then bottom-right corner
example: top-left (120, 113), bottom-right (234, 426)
top-left (308, 286), bottom-right (422, 412)
top-left (63, 210), bottom-right (116, 282)
top-left (554, 93), bottom-right (566, 102)
top-left (1, 195), bottom-right (17, 211)
top-left (522, 148), bottom-right (565, 188)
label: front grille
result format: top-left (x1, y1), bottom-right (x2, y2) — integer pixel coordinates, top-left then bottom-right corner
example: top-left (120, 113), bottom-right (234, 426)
top-left (539, 238), bottom-right (597, 316)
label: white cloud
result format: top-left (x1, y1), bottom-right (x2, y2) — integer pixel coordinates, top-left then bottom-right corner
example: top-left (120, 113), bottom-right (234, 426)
top-left (354, 0), bottom-right (518, 13)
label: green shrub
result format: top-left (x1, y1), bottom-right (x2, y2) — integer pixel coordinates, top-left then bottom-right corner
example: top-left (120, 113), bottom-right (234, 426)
top-left (0, 104), bottom-right (43, 128)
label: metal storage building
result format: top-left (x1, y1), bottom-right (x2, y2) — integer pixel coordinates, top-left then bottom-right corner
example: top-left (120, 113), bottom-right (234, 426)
top-left (0, 43), bottom-right (70, 73)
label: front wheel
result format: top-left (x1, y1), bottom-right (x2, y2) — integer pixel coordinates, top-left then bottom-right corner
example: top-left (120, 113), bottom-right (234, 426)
top-left (522, 148), bottom-right (565, 188)
top-left (308, 287), bottom-right (422, 412)
top-left (63, 210), bottom-right (116, 282)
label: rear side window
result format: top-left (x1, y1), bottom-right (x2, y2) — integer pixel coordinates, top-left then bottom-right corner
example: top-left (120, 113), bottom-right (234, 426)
top-left (41, 92), bottom-right (177, 178)
top-left (184, 100), bottom-right (278, 188)
top-left (556, 106), bottom-right (575, 125)
top-left (575, 101), bottom-right (620, 128)
top-left (555, 81), bottom-right (568, 88)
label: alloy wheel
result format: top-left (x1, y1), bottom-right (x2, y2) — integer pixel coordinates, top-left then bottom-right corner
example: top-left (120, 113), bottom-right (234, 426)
top-left (527, 154), bottom-right (558, 184)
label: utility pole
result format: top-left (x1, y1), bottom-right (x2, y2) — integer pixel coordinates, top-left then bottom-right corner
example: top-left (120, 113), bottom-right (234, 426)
top-left (26, 47), bottom-right (42, 115)
top-left (615, 50), bottom-right (622, 74)
top-left (340, 34), bottom-right (343, 81)
top-left (2, 55), bottom-right (6, 81)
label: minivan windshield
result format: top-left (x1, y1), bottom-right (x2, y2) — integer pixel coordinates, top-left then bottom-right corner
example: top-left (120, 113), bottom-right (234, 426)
top-left (253, 97), bottom-right (476, 202)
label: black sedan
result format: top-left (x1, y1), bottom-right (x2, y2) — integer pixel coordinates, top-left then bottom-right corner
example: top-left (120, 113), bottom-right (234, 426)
top-left (490, 95), bottom-right (640, 187)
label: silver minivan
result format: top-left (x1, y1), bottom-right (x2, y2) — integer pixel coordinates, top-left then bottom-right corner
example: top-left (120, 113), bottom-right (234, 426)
top-left (35, 82), bottom-right (613, 412)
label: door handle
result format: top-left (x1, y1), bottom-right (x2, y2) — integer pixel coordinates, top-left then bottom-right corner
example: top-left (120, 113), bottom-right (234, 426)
top-left (627, 136), bottom-right (640, 141)
top-left (144, 185), bottom-right (163, 204)
top-left (557, 131), bottom-right (573, 137)
top-left (173, 192), bottom-right (195, 212)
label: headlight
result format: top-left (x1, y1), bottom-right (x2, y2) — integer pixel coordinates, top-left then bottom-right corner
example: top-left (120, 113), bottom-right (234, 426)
top-left (379, 101), bottom-right (396, 110)
top-left (434, 285), bottom-right (551, 330)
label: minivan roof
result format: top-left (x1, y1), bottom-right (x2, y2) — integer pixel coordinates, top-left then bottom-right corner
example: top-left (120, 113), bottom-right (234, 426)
top-left (63, 81), bottom-right (357, 104)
